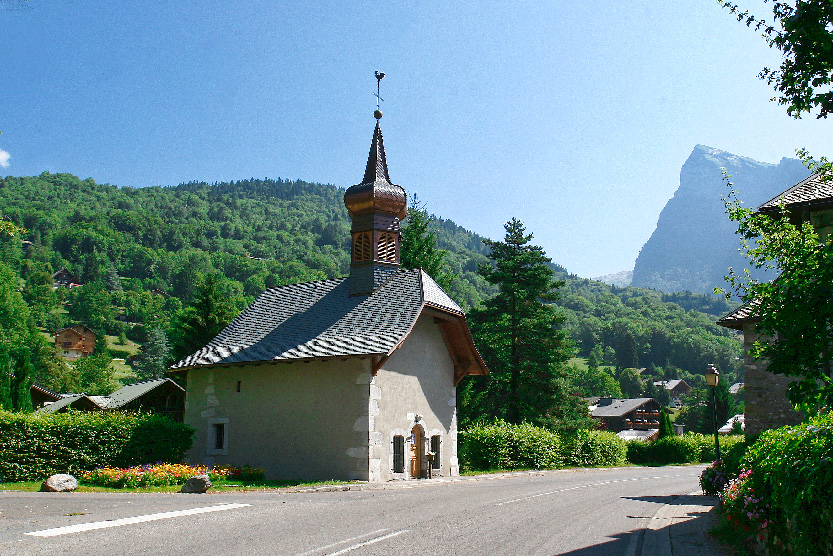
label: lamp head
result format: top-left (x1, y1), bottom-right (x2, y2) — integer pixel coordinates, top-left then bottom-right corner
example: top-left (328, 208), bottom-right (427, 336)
top-left (705, 363), bottom-right (720, 387)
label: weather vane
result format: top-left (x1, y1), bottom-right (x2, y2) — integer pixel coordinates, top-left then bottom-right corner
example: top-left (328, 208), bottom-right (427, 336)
top-left (373, 71), bottom-right (385, 119)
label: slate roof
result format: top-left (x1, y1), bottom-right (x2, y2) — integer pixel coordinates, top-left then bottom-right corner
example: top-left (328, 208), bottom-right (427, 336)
top-left (171, 268), bottom-right (467, 370)
top-left (106, 378), bottom-right (183, 408)
top-left (589, 398), bottom-right (656, 418)
top-left (35, 379), bottom-right (182, 413)
top-left (759, 172), bottom-right (833, 213)
top-left (36, 394), bottom-right (101, 414)
top-left (716, 297), bottom-right (761, 329)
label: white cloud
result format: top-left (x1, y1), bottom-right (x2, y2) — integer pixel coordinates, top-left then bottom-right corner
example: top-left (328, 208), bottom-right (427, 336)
top-left (0, 149), bottom-right (9, 168)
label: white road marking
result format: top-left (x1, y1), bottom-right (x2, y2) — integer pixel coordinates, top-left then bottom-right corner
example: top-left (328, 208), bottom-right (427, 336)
top-left (294, 530), bottom-right (389, 556)
top-left (323, 530), bottom-right (409, 556)
top-left (25, 503), bottom-right (251, 537)
top-left (494, 474), bottom-right (689, 506)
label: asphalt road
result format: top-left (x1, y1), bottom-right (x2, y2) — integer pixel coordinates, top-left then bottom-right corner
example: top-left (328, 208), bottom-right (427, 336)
top-left (0, 465), bottom-right (706, 556)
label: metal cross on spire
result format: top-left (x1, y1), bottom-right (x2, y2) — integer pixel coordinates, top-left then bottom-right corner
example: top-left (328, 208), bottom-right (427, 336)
top-left (373, 71), bottom-right (385, 119)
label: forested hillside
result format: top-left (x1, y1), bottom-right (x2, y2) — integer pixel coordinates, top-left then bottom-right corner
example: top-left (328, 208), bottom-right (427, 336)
top-left (0, 171), bottom-right (741, 399)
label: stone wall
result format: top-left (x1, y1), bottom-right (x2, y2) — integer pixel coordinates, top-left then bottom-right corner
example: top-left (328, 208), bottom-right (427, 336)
top-left (742, 323), bottom-right (803, 438)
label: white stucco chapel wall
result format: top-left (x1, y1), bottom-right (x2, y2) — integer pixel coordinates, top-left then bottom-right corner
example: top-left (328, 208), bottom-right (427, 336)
top-left (182, 312), bottom-right (460, 482)
top-left (184, 358), bottom-right (372, 481)
top-left (372, 313), bottom-right (458, 482)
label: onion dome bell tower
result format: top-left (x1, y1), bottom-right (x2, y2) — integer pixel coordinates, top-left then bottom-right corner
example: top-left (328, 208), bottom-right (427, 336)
top-left (344, 101), bottom-right (407, 295)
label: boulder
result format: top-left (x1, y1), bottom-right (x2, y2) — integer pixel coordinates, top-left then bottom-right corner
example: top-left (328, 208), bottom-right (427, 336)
top-left (40, 474), bottom-right (78, 492)
top-left (180, 474), bottom-right (212, 493)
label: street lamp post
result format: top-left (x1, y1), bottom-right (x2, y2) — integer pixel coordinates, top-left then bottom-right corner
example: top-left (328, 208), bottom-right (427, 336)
top-left (705, 363), bottom-right (721, 461)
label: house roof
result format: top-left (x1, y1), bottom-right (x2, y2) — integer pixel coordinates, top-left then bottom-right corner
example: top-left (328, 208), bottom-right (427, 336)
top-left (106, 378), bottom-right (183, 408)
top-left (617, 429), bottom-right (659, 442)
top-left (30, 383), bottom-right (62, 402)
top-left (716, 297), bottom-right (760, 330)
top-left (36, 394), bottom-right (103, 414)
top-left (170, 268), bottom-right (484, 380)
top-left (758, 172), bottom-right (833, 213)
top-left (54, 325), bottom-right (97, 338)
top-left (34, 379), bottom-right (183, 413)
top-left (589, 398), bottom-right (656, 418)
top-left (653, 379), bottom-right (691, 391)
top-left (719, 414), bottom-right (745, 434)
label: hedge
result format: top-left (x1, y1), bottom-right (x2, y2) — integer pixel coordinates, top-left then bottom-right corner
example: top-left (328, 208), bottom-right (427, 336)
top-left (0, 411), bottom-right (195, 482)
top-left (458, 421), bottom-right (627, 471)
top-left (626, 433), bottom-right (745, 465)
top-left (734, 415), bottom-right (833, 556)
top-left (562, 430), bottom-right (627, 467)
top-left (459, 421), bottom-right (562, 471)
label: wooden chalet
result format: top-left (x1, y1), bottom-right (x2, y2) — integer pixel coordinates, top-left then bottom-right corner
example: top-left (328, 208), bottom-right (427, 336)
top-left (54, 325), bottom-right (96, 359)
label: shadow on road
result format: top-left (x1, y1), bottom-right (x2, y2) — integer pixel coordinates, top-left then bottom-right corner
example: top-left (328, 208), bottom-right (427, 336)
top-left (551, 494), bottom-right (734, 556)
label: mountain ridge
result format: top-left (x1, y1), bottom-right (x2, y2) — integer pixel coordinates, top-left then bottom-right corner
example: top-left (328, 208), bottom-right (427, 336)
top-left (631, 145), bottom-right (810, 295)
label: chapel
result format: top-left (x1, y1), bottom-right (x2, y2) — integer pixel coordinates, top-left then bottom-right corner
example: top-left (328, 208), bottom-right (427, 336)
top-left (171, 109), bottom-right (488, 481)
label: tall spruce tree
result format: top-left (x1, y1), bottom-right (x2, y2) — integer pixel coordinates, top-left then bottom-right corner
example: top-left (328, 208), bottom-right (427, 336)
top-left (465, 218), bottom-right (589, 431)
top-left (137, 326), bottom-right (171, 379)
top-left (169, 274), bottom-right (240, 361)
top-left (400, 197), bottom-right (452, 290)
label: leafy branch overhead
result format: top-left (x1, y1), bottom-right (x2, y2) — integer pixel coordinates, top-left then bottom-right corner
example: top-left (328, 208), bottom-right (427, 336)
top-left (719, 155), bottom-right (833, 408)
top-left (719, 0), bottom-right (833, 118)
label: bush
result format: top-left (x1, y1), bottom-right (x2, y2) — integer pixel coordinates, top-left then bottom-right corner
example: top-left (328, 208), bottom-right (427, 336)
top-left (627, 433), bottom-right (745, 465)
top-left (719, 469), bottom-right (773, 549)
top-left (732, 415), bottom-right (833, 556)
top-left (563, 430), bottom-right (627, 467)
top-left (700, 459), bottom-right (729, 496)
top-left (459, 420), bottom-right (562, 471)
top-left (0, 411), bottom-right (195, 482)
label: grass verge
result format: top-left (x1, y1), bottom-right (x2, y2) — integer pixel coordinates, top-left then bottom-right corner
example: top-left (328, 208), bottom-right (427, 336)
top-left (0, 478), bottom-right (360, 493)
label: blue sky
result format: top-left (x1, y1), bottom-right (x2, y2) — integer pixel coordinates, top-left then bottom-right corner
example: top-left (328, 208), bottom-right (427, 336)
top-left (2, 0), bottom-right (830, 277)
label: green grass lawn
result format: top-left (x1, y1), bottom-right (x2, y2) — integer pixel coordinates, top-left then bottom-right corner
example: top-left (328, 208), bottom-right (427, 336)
top-left (0, 478), bottom-right (359, 493)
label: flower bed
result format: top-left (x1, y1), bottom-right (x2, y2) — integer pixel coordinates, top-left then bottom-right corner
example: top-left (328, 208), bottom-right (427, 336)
top-left (80, 464), bottom-right (250, 488)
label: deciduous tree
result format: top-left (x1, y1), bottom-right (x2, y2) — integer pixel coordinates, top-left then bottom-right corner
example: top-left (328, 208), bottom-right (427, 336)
top-left (720, 0), bottom-right (833, 118)
top-left (721, 159), bottom-right (833, 409)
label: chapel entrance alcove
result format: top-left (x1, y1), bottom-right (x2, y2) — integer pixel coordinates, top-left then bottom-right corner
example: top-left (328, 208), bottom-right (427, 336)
top-left (410, 425), bottom-right (423, 479)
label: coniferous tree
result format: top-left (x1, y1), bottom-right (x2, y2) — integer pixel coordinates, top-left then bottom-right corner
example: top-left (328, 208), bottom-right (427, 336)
top-left (400, 197), bottom-right (452, 290)
top-left (137, 326), bottom-right (171, 380)
top-left (658, 409), bottom-right (674, 439)
top-left (465, 218), bottom-right (590, 432)
top-left (169, 274), bottom-right (240, 361)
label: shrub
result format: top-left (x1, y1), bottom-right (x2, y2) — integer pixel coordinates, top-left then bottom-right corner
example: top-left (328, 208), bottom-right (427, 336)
top-left (720, 439), bottom-right (748, 479)
top-left (459, 420), bottom-right (561, 471)
top-left (734, 415), bottom-right (833, 556)
top-left (218, 464), bottom-right (266, 482)
top-left (627, 433), bottom-right (745, 465)
top-left (719, 469), bottom-right (773, 547)
top-left (700, 459), bottom-right (729, 496)
top-left (0, 410), bottom-right (195, 482)
top-left (563, 430), bottom-right (627, 467)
